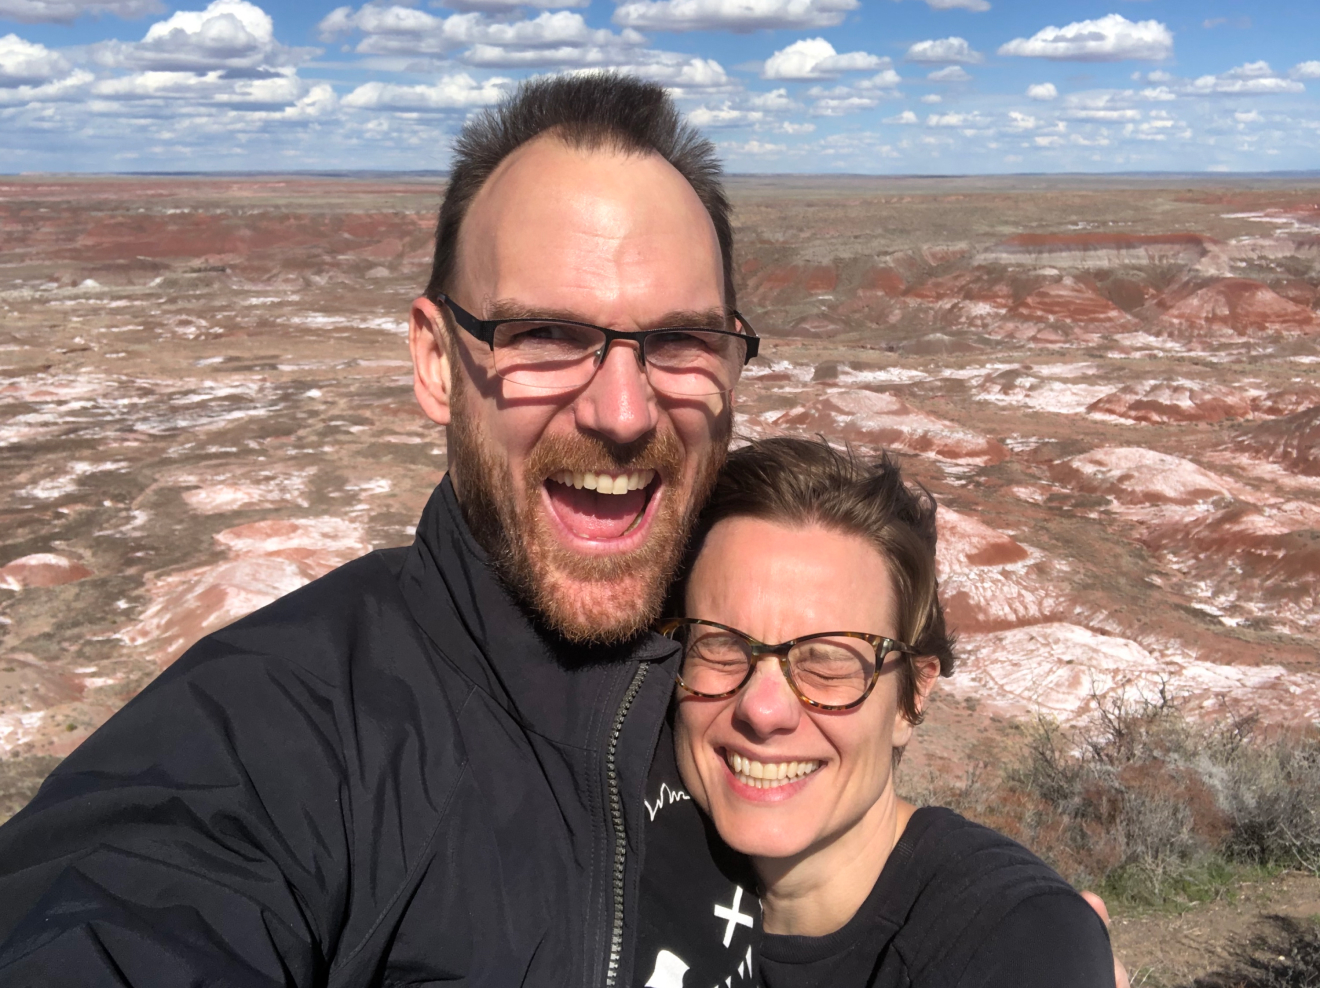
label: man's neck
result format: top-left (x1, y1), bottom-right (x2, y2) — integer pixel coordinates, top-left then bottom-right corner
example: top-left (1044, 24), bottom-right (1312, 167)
top-left (755, 788), bottom-right (916, 938)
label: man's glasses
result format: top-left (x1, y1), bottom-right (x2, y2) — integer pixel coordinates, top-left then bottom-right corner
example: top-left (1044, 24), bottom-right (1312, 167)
top-left (657, 618), bottom-right (917, 711)
top-left (436, 293), bottom-right (759, 397)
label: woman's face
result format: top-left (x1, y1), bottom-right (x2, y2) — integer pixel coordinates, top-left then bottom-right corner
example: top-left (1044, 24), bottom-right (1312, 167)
top-left (674, 516), bottom-right (929, 862)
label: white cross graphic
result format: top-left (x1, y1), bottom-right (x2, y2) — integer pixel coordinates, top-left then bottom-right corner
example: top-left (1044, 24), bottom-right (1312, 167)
top-left (713, 885), bottom-right (754, 947)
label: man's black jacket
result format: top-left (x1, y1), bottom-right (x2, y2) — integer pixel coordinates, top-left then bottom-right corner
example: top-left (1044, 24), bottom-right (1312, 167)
top-left (0, 477), bottom-right (682, 987)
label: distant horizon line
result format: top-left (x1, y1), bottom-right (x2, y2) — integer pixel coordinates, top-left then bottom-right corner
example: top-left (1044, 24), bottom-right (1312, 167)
top-left (5, 169), bottom-right (1320, 182)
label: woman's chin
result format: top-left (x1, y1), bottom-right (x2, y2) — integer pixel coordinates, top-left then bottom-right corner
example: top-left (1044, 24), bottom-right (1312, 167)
top-left (711, 809), bottom-right (816, 862)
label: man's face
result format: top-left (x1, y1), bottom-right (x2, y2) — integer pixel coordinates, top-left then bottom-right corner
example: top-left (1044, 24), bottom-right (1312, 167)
top-left (410, 136), bottom-right (732, 644)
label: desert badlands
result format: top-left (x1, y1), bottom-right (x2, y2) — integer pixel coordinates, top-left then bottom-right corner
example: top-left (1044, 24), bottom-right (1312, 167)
top-left (1, 173), bottom-right (1318, 981)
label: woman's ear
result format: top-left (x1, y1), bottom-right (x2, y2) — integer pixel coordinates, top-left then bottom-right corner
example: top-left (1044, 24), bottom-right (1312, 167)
top-left (911, 656), bottom-right (941, 719)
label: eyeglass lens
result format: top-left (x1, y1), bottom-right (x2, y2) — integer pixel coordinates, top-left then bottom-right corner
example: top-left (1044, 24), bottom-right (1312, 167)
top-left (489, 321), bottom-right (749, 396)
top-left (677, 624), bottom-right (880, 707)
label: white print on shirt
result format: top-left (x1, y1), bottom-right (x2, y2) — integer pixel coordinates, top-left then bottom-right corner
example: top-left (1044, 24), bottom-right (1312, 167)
top-left (644, 949), bottom-right (690, 988)
top-left (642, 944), bottom-right (755, 988)
top-left (714, 885), bottom-right (754, 947)
top-left (645, 782), bottom-right (691, 822)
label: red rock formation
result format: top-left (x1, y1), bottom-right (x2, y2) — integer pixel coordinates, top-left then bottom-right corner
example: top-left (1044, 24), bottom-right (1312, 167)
top-left (1008, 277), bottom-right (1137, 327)
top-left (0, 554), bottom-right (93, 591)
top-left (982, 232), bottom-right (1212, 268)
top-left (803, 266), bottom-right (837, 294)
top-left (1088, 381), bottom-right (1252, 424)
top-left (1153, 278), bottom-right (1320, 337)
top-left (770, 390), bottom-right (1009, 464)
top-left (858, 266), bottom-right (905, 296)
top-left (1233, 406), bottom-right (1320, 476)
top-left (1251, 386), bottom-right (1320, 418)
top-left (1050, 447), bottom-right (1234, 506)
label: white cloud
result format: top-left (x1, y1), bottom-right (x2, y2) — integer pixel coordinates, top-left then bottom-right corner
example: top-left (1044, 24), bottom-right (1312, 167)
top-left (1235, 109), bottom-right (1261, 123)
top-left (1065, 106), bottom-right (1141, 121)
top-left (439, 0), bottom-right (587, 10)
top-left (856, 68), bottom-right (901, 90)
top-left (884, 109), bottom-right (918, 124)
top-left (1291, 61), bottom-right (1320, 80)
top-left (998, 14), bottom-right (1173, 62)
top-left (762, 38), bottom-right (885, 80)
top-left (721, 139), bottom-right (786, 154)
top-left (920, 0), bottom-right (989, 9)
top-left (905, 36), bottom-right (981, 64)
top-left (611, 0), bottom-right (858, 33)
top-left (321, 5), bottom-right (643, 64)
top-left (927, 65), bottom-right (970, 83)
top-left (747, 87), bottom-right (795, 110)
top-left (94, 0), bottom-right (313, 72)
top-left (0, 0), bottom-right (161, 24)
top-left (342, 73), bottom-right (511, 111)
top-left (0, 33), bottom-right (71, 86)
top-left (919, 93), bottom-right (940, 103)
top-left (926, 111), bottom-right (981, 126)
top-left (0, 65), bottom-right (91, 103)
top-left (1025, 81), bottom-right (1057, 100)
top-left (1006, 110), bottom-right (1037, 130)
top-left (1174, 63), bottom-right (1304, 96)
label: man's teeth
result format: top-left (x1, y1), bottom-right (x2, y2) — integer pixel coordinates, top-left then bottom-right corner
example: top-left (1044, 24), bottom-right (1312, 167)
top-left (548, 469), bottom-right (656, 496)
top-left (726, 751), bottom-right (821, 789)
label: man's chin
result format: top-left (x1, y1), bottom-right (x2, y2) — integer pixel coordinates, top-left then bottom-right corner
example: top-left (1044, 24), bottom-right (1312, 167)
top-left (530, 565), bottom-right (669, 646)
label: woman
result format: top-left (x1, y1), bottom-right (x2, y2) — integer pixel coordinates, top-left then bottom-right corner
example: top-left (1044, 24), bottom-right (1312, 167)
top-left (648, 436), bottom-right (1115, 987)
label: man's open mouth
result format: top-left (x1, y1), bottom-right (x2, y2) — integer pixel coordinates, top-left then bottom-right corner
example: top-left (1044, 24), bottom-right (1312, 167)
top-left (543, 469), bottom-right (659, 540)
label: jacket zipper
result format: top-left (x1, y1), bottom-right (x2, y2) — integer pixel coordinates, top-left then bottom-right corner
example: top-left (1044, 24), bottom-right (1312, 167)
top-left (603, 661), bottom-right (650, 988)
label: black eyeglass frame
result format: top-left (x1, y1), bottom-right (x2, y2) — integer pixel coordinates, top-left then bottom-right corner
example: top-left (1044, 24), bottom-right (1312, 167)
top-left (435, 292), bottom-right (760, 388)
top-left (657, 617), bottom-right (918, 712)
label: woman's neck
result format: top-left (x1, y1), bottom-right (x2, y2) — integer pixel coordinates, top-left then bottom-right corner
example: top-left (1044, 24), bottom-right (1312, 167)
top-left (755, 786), bottom-right (916, 938)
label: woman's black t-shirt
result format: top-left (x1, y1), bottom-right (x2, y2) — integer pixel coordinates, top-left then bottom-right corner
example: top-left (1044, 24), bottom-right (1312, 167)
top-left (635, 719), bottom-right (1114, 988)
top-left (756, 807), bottom-right (1115, 988)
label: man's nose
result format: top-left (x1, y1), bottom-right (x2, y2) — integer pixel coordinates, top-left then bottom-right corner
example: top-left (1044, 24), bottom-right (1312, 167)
top-left (732, 657), bottom-right (802, 739)
top-left (571, 340), bottom-right (661, 445)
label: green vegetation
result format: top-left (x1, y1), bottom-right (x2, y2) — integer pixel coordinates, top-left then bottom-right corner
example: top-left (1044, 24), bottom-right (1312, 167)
top-left (906, 688), bottom-right (1320, 913)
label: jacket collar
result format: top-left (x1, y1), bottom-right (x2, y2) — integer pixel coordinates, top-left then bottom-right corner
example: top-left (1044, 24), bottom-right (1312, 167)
top-left (398, 475), bottom-right (678, 748)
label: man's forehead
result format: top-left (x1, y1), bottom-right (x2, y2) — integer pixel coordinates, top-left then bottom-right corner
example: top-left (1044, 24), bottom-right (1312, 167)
top-left (455, 135), bottom-right (724, 322)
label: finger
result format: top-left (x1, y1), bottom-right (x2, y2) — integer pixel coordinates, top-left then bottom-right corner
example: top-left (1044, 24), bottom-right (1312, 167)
top-left (1080, 890), bottom-right (1111, 926)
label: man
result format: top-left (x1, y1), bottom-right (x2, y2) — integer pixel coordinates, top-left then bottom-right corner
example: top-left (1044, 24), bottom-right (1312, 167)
top-left (0, 74), bottom-right (1124, 988)
top-left (0, 73), bottom-right (747, 987)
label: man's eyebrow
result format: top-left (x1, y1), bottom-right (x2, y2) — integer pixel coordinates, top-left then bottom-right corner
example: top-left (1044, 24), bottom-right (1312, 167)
top-left (484, 299), bottom-right (730, 331)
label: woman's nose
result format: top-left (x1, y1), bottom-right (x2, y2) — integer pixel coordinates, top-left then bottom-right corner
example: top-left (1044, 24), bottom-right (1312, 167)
top-left (732, 656), bottom-right (802, 738)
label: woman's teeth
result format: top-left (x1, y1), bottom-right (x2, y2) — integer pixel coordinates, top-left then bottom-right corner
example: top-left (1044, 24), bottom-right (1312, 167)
top-left (549, 469), bottom-right (656, 495)
top-left (726, 751), bottom-right (821, 789)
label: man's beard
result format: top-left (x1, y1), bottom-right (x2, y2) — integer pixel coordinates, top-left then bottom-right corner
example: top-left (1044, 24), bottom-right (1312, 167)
top-left (447, 393), bottom-right (729, 646)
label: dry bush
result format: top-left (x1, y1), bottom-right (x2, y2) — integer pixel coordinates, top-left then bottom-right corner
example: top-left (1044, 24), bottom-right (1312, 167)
top-left (904, 689), bottom-right (1320, 907)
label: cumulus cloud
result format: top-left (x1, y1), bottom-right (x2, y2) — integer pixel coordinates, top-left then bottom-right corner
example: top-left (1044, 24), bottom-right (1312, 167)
top-left (927, 65), bottom-right (970, 83)
top-left (926, 111), bottom-right (988, 127)
top-left (611, 0), bottom-right (858, 33)
top-left (919, 92), bottom-right (940, 103)
top-left (0, 0), bottom-right (162, 25)
top-left (1291, 61), bottom-right (1320, 80)
top-left (884, 109), bottom-right (918, 124)
top-left (905, 36), bottom-right (981, 64)
top-left (0, 33), bottom-right (71, 86)
top-left (1183, 62), bottom-right (1304, 95)
top-left (94, 0), bottom-right (314, 72)
top-left (439, 0), bottom-right (587, 10)
top-left (998, 14), bottom-right (1173, 62)
top-left (1025, 81), bottom-right (1057, 100)
top-left (920, 0), bottom-right (989, 9)
top-left (762, 38), bottom-right (886, 80)
top-left (342, 72), bottom-right (511, 111)
top-left (321, 5), bottom-right (641, 61)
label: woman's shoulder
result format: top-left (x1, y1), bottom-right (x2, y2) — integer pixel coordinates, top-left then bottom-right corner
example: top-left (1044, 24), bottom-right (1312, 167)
top-left (883, 807), bottom-right (1112, 987)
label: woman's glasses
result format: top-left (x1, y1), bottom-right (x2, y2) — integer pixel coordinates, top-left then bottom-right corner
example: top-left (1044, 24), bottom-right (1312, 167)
top-left (436, 293), bottom-right (759, 397)
top-left (657, 618), bottom-right (917, 711)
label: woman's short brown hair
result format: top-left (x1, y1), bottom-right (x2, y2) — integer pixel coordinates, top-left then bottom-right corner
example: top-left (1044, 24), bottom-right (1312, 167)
top-left (680, 436), bottom-right (957, 727)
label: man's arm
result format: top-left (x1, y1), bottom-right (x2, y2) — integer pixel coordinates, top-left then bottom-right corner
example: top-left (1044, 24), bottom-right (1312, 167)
top-left (0, 635), bottom-right (350, 986)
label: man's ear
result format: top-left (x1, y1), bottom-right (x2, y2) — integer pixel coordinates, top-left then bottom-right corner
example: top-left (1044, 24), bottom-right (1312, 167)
top-left (410, 296), bottom-right (453, 426)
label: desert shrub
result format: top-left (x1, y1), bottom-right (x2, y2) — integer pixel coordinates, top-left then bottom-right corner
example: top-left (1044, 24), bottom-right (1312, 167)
top-left (903, 689), bottom-right (1320, 908)
top-left (1186, 915), bottom-right (1320, 988)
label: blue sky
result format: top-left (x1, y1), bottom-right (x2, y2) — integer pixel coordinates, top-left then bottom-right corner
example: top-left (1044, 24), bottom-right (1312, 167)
top-left (3, 0), bottom-right (1319, 173)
